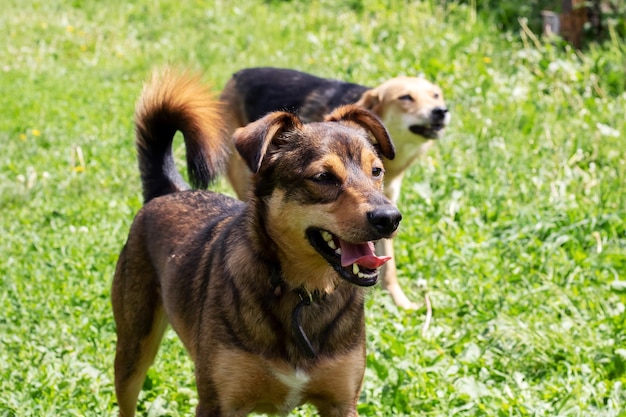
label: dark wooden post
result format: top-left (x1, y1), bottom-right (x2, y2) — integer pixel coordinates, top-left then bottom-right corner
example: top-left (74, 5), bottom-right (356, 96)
top-left (560, 0), bottom-right (588, 47)
top-left (542, 0), bottom-right (590, 48)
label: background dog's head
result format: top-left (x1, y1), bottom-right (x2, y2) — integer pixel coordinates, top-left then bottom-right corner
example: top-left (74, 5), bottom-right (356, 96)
top-left (356, 76), bottom-right (450, 140)
top-left (233, 106), bottom-right (402, 292)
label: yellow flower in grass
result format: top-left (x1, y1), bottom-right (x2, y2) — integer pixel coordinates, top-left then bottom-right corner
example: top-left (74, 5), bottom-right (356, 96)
top-left (32, 129), bottom-right (41, 137)
top-left (20, 134), bottom-right (27, 141)
top-left (483, 57), bottom-right (492, 64)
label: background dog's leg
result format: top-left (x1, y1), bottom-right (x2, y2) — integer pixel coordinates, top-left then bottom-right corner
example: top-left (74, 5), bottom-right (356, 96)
top-left (226, 151), bottom-right (253, 200)
top-left (377, 239), bottom-right (418, 310)
top-left (380, 173), bottom-right (419, 309)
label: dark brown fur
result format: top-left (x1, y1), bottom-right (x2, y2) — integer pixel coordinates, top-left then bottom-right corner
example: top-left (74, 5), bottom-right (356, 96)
top-left (112, 69), bottom-right (401, 416)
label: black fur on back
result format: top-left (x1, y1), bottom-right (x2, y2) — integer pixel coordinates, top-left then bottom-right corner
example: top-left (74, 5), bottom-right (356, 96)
top-left (231, 67), bottom-right (369, 122)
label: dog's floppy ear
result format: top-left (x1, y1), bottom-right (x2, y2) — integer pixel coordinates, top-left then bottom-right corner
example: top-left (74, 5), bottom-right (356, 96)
top-left (234, 111), bottom-right (302, 173)
top-left (325, 105), bottom-right (395, 160)
top-left (355, 89), bottom-right (383, 115)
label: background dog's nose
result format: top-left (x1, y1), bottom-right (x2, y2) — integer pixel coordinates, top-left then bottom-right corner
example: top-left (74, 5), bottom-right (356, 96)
top-left (432, 107), bottom-right (448, 121)
top-left (367, 206), bottom-right (402, 236)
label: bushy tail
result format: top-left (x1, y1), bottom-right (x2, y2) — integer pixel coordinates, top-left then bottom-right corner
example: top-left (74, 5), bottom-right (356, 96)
top-left (134, 68), bottom-right (229, 202)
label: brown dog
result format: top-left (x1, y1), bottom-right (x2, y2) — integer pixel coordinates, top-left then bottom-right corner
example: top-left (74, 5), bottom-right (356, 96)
top-left (220, 67), bottom-right (450, 309)
top-left (111, 69), bottom-right (402, 417)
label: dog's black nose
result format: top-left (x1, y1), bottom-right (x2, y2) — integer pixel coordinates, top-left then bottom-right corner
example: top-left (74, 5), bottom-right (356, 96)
top-left (432, 107), bottom-right (448, 121)
top-left (367, 206), bottom-right (402, 236)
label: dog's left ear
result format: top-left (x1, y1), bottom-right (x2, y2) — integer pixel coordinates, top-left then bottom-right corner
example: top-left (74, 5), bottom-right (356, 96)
top-left (325, 105), bottom-right (395, 160)
top-left (234, 111), bottom-right (302, 173)
top-left (355, 89), bottom-right (383, 115)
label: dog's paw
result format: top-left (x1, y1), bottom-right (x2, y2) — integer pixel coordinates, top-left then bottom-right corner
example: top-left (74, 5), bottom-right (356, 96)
top-left (395, 298), bottom-right (419, 310)
top-left (386, 284), bottom-right (419, 310)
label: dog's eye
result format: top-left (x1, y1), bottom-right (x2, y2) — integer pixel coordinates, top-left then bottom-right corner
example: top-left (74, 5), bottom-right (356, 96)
top-left (398, 94), bottom-right (414, 102)
top-left (372, 167), bottom-right (383, 178)
top-left (311, 172), bottom-right (338, 184)
top-left (433, 93), bottom-right (440, 99)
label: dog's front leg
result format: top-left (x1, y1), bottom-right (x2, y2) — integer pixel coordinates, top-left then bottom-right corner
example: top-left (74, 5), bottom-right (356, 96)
top-left (194, 361), bottom-right (255, 417)
top-left (379, 174), bottom-right (419, 310)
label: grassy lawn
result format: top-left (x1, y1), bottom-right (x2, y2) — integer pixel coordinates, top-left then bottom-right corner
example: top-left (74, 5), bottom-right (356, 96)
top-left (1, 0), bottom-right (625, 415)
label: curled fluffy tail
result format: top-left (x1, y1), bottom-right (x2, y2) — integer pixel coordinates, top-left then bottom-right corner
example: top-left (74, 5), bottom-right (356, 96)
top-left (134, 69), bottom-right (229, 202)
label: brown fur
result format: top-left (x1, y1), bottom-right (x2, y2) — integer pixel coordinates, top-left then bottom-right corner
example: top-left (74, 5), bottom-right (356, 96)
top-left (112, 69), bottom-right (401, 416)
top-left (220, 68), bottom-right (450, 309)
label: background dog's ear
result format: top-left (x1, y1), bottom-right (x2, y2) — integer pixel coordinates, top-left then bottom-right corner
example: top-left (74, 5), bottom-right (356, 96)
top-left (354, 89), bottom-right (383, 115)
top-left (324, 105), bottom-right (395, 160)
top-left (234, 112), bottom-right (302, 173)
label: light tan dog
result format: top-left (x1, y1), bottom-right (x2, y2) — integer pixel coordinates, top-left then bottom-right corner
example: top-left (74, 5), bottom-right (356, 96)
top-left (220, 67), bottom-right (450, 309)
top-left (112, 69), bottom-right (402, 416)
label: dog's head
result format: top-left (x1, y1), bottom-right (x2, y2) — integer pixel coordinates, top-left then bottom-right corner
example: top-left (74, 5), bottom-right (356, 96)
top-left (233, 106), bottom-right (402, 292)
top-left (356, 76), bottom-right (450, 140)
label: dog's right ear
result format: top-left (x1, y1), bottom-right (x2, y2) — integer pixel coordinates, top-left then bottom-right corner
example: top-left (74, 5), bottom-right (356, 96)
top-left (234, 112), bottom-right (302, 173)
top-left (355, 89), bottom-right (383, 115)
top-left (325, 105), bottom-right (395, 161)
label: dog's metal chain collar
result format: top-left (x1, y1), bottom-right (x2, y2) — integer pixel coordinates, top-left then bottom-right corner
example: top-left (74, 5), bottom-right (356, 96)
top-left (292, 287), bottom-right (328, 360)
top-left (270, 266), bottom-right (324, 359)
top-left (292, 288), bottom-right (317, 359)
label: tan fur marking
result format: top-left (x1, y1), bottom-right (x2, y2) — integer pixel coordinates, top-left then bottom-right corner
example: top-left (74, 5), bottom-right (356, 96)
top-left (266, 189), bottom-right (339, 293)
top-left (211, 348), bottom-right (293, 415)
top-left (305, 154), bottom-right (348, 183)
top-left (305, 348), bottom-right (365, 417)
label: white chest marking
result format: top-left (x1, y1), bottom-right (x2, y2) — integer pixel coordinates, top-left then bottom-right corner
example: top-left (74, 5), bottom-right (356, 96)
top-left (273, 368), bottom-right (310, 414)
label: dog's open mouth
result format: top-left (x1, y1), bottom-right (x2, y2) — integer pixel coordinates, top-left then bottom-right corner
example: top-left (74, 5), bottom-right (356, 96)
top-left (409, 123), bottom-right (445, 139)
top-left (306, 228), bottom-right (391, 286)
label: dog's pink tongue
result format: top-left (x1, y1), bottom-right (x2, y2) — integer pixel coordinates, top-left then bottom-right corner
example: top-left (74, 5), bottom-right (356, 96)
top-left (339, 240), bottom-right (391, 269)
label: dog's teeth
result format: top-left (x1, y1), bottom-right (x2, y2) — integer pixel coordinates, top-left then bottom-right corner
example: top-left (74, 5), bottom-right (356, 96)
top-left (353, 264), bottom-right (360, 275)
top-left (327, 240), bottom-right (337, 250)
top-left (321, 231), bottom-right (333, 242)
top-left (335, 248), bottom-right (342, 255)
top-left (357, 269), bottom-right (379, 279)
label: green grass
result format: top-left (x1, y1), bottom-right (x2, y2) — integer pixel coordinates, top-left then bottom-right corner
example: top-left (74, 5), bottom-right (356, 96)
top-left (1, 0), bottom-right (625, 415)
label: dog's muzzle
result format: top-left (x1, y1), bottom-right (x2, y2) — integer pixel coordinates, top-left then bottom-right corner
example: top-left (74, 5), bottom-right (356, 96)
top-left (431, 106), bottom-right (448, 123)
top-left (367, 205), bottom-right (402, 238)
top-left (305, 204), bottom-right (401, 287)
top-left (409, 106), bottom-right (449, 139)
